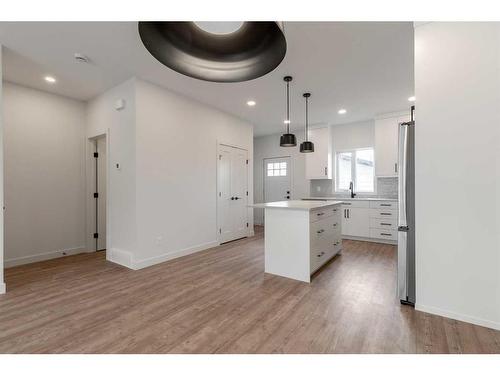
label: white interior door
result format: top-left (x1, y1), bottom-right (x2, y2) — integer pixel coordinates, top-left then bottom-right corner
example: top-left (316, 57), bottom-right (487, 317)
top-left (264, 157), bottom-right (291, 203)
top-left (218, 145), bottom-right (248, 243)
top-left (96, 137), bottom-right (106, 251)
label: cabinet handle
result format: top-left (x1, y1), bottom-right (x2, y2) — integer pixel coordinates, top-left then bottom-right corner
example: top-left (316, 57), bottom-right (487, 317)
top-left (324, 167), bottom-right (328, 176)
top-left (380, 212), bottom-right (392, 216)
top-left (395, 163), bottom-right (398, 173)
top-left (381, 223), bottom-right (392, 226)
top-left (333, 223), bottom-right (337, 227)
top-left (347, 209), bottom-right (350, 219)
top-left (380, 233), bottom-right (392, 236)
top-left (317, 212), bottom-right (325, 216)
top-left (344, 209), bottom-right (346, 218)
top-left (380, 204), bottom-right (391, 207)
top-left (343, 202), bottom-right (352, 205)
top-left (317, 229), bottom-right (325, 234)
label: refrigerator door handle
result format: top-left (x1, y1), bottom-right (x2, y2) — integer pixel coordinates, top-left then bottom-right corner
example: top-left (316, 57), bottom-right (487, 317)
top-left (398, 122), bottom-right (409, 228)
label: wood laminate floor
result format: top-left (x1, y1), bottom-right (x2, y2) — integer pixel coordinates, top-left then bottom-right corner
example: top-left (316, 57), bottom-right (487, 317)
top-left (1, 228), bottom-right (499, 353)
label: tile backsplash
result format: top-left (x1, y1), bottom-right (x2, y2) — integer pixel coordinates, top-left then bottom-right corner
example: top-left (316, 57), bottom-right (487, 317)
top-left (310, 177), bottom-right (398, 199)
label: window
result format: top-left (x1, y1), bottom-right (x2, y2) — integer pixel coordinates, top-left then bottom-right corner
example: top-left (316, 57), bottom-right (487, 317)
top-left (335, 148), bottom-right (375, 193)
top-left (267, 162), bottom-right (287, 177)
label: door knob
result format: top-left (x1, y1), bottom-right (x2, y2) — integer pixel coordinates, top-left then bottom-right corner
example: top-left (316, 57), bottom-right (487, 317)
top-left (231, 197), bottom-right (235, 200)
top-left (286, 196), bottom-right (290, 199)
top-left (234, 197), bottom-right (240, 200)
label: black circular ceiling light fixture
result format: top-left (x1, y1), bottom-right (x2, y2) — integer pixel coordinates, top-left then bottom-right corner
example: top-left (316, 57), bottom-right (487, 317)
top-left (280, 76), bottom-right (297, 147)
top-left (300, 93), bottom-right (314, 153)
top-left (138, 21), bottom-right (287, 82)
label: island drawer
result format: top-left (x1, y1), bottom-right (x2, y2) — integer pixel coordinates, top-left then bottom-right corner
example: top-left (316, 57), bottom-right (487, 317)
top-left (310, 205), bottom-right (341, 223)
top-left (369, 217), bottom-right (397, 230)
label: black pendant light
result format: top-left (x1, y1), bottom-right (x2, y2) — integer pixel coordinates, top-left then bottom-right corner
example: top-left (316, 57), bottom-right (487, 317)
top-left (280, 76), bottom-right (297, 147)
top-left (138, 22), bottom-right (287, 82)
top-left (300, 93), bottom-right (314, 153)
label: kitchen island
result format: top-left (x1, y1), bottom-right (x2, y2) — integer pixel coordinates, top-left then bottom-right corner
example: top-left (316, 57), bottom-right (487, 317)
top-left (251, 200), bottom-right (343, 282)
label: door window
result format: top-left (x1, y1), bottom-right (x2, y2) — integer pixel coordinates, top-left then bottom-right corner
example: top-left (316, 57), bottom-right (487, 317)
top-left (267, 161), bottom-right (287, 177)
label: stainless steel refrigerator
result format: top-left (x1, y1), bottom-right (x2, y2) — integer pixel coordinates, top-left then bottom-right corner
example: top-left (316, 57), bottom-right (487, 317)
top-left (397, 105), bottom-right (415, 306)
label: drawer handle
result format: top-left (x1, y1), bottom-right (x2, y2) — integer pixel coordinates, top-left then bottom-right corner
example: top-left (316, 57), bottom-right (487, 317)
top-left (380, 204), bottom-right (392, 207)
top-left (380, 213), bottom-right (392, 216)
top-left (380, 223), bottom-right (392, 226)
top-left (343, 203), bottom-right (352, 205)
top-left (317, 229), bottom-right (325, 234)
top-left (333, 223), bottom-right (337, 227)
top-left (380, 233), bottom-right (392, 236)
top-left (317, 212), bottom-right (325, 216)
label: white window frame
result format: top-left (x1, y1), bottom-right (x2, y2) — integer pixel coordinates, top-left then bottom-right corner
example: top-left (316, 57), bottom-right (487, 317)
top-left (335, 147), bottom-right (376, 194)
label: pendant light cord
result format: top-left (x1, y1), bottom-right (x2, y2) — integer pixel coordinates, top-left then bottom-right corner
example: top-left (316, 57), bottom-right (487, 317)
top-left (286, 80), bottom-right (290, 133)
top-left (305, 95), bottom-right (309, 141)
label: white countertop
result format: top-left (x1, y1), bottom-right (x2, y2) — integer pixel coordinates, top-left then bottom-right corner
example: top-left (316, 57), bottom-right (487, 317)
top-left (250, 200), bottom-right (343, 211)
top-left (302, 196), bottom-right (398, 202)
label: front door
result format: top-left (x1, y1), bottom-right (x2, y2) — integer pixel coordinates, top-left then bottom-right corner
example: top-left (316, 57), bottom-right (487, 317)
top-left (218, 145), bottom-right (249, 243)
top-left (264, 157), bottom-right (291, 203)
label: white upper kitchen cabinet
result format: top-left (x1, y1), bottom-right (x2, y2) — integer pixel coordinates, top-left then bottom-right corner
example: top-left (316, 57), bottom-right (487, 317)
top-left (305, 127), bottom-right (332, 180)
top-left (374, 113), bottom-right (410, 177)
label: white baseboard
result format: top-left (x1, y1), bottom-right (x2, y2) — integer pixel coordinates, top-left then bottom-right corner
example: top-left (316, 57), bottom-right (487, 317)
top-left (0, 282), bottom-right (5, 294)
top-left (416, 303), bottom-right (500, 331)
top-left (108, 248), bottom-right (134, 269)
top-left (132, 240), bottom-right (219, 270)
top-left (4, 246), bottom-right (88, 268)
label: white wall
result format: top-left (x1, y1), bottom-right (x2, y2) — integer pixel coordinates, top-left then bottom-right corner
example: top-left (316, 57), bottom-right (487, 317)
top-left (134, 79), bottom-right (253, 268)
top-left (0, 46), bottom-right (5, 293)
top-left (3, 82), bottom-right (87, 267)
top-left (86, 78), bottom-right (254, 269)
top-left (415, 22), bottom-right (500, 329)
top-left (85, 78), bottom-right (136, 266)
top-left (253, 133), bottom-right (309, 224)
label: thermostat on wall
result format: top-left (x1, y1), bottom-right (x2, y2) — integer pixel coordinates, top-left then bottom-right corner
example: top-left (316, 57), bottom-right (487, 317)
top-left (115, 99), bottom-right (126, 111)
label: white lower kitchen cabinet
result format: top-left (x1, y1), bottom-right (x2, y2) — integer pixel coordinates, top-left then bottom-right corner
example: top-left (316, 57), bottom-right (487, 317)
top-left (340, 199), bottom-right (398, 244)
top-left (341, 206), bottom-right (370, 237)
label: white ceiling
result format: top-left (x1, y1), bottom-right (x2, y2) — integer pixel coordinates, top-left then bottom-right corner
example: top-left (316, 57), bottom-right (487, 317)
top-left (0, 22), bottom-right (414, 136)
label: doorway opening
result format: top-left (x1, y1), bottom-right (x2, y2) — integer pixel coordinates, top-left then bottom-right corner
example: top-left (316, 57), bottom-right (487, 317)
top-left (88, 135), bottom-right (107, 252)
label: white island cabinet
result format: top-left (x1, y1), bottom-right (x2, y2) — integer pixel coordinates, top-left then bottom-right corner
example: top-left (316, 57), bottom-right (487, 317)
top-left (251, 200), bottom-right (343, 282)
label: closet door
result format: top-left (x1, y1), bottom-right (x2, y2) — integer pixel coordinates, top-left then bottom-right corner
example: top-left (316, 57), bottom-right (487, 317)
top-left (218, 145), bottom-right (249, 243)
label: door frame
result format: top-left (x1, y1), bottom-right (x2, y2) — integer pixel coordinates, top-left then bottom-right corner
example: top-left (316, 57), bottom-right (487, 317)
top-left (216, 142), bottom-right (250, 244)
top-left (85, 132), bottom-right (110, 254)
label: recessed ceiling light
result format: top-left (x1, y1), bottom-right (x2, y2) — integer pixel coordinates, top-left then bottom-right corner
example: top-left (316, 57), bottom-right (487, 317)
top-left (408, 96), bottom-right (416, 102)
top-left (193, 22), bottom-right (244, 35)
top-left (284, 120), bottom-right (291, 124)
top-left (338, 109), bottom-right (347, 114)
top-left (247, 100), bottom-right (256, 107)
top-left (44, 76), bottom-right (56, 83)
